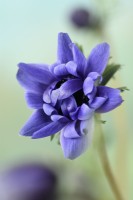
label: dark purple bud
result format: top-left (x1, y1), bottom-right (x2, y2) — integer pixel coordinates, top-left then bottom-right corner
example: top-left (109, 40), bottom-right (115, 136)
top-left (0, 163), bottom-right (57, 200)
top-left (70, 8), bottom-right (100, 29)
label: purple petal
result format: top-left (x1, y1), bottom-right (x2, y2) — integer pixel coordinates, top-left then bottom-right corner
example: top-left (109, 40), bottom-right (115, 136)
top-left (78, 104), bottom-right (94, 120)
top-left (61, 96), bottom-right (77, 117)
top-left (43, 104), bottom-right (57, 116)
top-left (50, 89), bottom-right (60, 106)
top-left (63, 121), bottom-right (80, 138)
top-left (18, 63), bottom-right (55, 85)
top-left (66, 61), bottom-right (79, 77)
top-left (90, 97), bottom-right (107, 110)
top-left (54, 64), bottom-right (69, 77)
top-left (60, 118), bottom-right (94, 159)
top-left (32, 118), bottom-right (68, 139)
top-left (60, 133), bottom-right (89, 160)
top-left (58, 79), bottom-right (83, 99)
top-left (20, 110), bottom-right (51, 136)
top-left (79, 117), bottom-right (94, 137)
top-left (43, 82), bottom-right (57, 104)
top-left (57, 33), bottom-right (73, 63)
top-left (69, 107), bottom-right (80, 120)
top-left (83, 77), bottom-right (94, 95)
top-left (49, 62), bottom-right (59, 74)
top-left (17, 68), bottom-right (45, 94)
top-left (25, 93), bottom-right (43, 109)
top-left (96, 86), bottom-right (123, 113)
top-left (88, 72), bottom-right (102, 82)
top-left (86, 43), bottom-right (110, 75)
top-left (51, 115), bottom-right (69, 123)
top-left (87, 86), bottom-right (97, 102)
top-left (72, 44), bottom-right (87, 76)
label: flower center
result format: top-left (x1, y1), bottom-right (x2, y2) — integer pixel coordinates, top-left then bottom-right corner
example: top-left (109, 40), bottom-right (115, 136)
top-left (73, 90), bottom-right (89, 106)
top-left (55, 75), bottom-right (76, 89)
top-left (56, 79), bottom-right (66, 89)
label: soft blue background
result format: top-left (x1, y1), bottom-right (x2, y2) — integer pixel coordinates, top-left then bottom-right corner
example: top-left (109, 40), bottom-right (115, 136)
top-left (0, 0), bottom-right (133, 199)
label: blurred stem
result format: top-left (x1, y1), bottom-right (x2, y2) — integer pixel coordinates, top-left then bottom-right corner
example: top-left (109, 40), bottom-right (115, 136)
top-left (96, 114), bottom-right (125, 200)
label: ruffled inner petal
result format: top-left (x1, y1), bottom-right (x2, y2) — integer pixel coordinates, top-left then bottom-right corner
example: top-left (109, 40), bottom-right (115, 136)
top-left (83, 77), bottom-right (94, 95)
top-left (61, 96), bottom-right (77, 118)
top-left (43, 104), bottom-right (57, 116)
top-left (66, 61), bottom-right (79, 77)
top-left (54, 64), bottom-right (69, 77)
top-left (58, 79), bottom-right (83, 100)
top-left (78, 104), bottom-right (94, 120)
top-left (43, 82), bottom-right (58, 104)
top-left (90, 96), bottom-right (107, 110)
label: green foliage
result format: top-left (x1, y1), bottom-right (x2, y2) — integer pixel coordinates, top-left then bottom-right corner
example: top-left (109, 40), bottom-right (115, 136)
top-left (50, 134), bottom-right (56, 141)
top-left (75, 43), bottom-right (84, 53)
top-left (101, 63), bottom-right (121, 85)
top-left (118, 86), bottom-right (129, 92)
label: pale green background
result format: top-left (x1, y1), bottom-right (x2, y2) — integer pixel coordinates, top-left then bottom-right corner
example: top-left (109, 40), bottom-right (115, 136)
top-left (0, 0), bottom-right (133, 199)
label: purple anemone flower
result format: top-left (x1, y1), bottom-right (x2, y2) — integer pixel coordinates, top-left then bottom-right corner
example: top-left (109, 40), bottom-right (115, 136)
top-left (0, 163), bottom-right (57, 200)
top-left (70, 8), bottom-right (99, 29)
top-left (17, 32), bottom-right (123, 159)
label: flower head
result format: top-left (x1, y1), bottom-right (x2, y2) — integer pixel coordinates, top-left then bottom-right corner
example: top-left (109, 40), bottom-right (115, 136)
top-left (70, 8), bottom-right (100, 29)
top-left (0, 163), bottom-right (57, 200)
top-left (17, 33), bottom-right (123, 159)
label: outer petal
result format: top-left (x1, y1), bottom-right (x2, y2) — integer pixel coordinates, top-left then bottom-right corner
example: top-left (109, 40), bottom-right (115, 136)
top-left (60, 117), bottom-right (94, 159)
top-left (79, 117), bottom-right (94, 137)
top-left (25, 93), bottom-right (43, 109)
top-left (17, 68), bottom-right (45, 94)
top-left (18, 63), bottom-right (55, 85)
top-left (58, 79), bottom-right (83, 99)
top-left (32, 118), bottom-right (68, 139)
top-left (63, 121), bottom-right (81, 138)
top-left (60, 133), bottom-right (90, 160)
top-left (72, 44), bottom-right (87, 76)
top-left (20, 110), bottom-right (51, 136)
top-left (86, 43), bottom-right (110, 75)
top-left (78, 104), bottom-right (94, 120)
top-left (57, 33), bottom-right (73, 63)
top-left (96, 86), bottom-right (123, 113)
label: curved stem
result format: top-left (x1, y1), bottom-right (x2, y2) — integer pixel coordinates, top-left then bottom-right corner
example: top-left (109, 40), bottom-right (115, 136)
top-left (96, 114), bottom-right (125, 200)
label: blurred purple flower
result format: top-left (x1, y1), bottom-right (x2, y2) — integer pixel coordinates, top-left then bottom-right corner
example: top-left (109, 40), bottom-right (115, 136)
top-left (0, 163), bottom-right (57, 200)
top-left (17, 33), bottom-right (123, 159)
top-left (70, 8), bottom-right (100, 29)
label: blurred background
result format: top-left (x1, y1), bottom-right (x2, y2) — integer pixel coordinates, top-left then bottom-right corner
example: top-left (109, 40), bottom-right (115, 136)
top-left (0, 0), bottom-right (132, 199)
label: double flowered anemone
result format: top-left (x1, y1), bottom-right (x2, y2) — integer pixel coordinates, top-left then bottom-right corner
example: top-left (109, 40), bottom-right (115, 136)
top-left (17, 33), bottom-right (123, 159)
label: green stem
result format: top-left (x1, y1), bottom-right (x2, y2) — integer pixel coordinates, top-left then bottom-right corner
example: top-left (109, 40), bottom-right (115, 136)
top-left (96, 115), bottom-right (125, 200)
